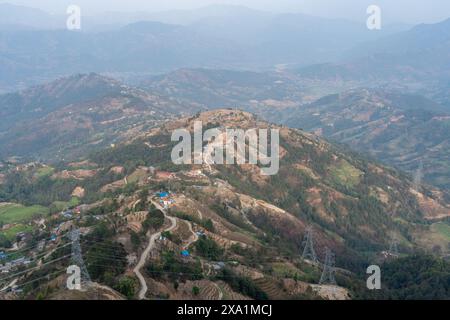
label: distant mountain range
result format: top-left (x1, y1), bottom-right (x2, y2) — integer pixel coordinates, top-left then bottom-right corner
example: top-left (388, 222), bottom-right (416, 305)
top-left (295, 18), bottom-right (450, 105)
top-left (0, 3), bottom-right (65, 30)
top-left (0, 4), bottom-right (411, 93)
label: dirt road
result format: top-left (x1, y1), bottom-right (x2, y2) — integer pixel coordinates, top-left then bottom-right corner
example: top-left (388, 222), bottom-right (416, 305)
top-left (185, 220), bottom-right (199, 249)
top-left (134, 200), bottom-right (177, 300)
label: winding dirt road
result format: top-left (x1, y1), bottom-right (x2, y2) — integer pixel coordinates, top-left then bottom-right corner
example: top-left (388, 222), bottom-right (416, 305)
top-left (134, 200), bottom-right (177, 300)
top-left (185, 220), bottom-right (199, 249)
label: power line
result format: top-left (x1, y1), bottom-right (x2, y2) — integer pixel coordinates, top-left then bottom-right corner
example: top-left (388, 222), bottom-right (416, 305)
top-left (70, 229), bottom-right (91, 287)
top-left (84, 253), bottom-right (129, 262)
top-left (1, 231), bottom-right (70, 257)
top-left (1, 242), bottom-right (71, 266)
top-left (29, 243), bottom-right (72, 262)
top-left (0, 254), bottom-right (71, 283)
top-left (388, 233), bottom-right (399, 257)
top-left (14, 269), bottom-right (67, 290)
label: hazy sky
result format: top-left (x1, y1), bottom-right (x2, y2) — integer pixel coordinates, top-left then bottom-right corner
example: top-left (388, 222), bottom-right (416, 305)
top-left (2, 0), bottom-right (450, 24)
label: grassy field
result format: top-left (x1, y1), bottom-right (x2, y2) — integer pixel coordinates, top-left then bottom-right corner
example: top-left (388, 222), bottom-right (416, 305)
top-left (416, 222), bottom-right (450, 254)
top-left (329, 159), bottom-right (363, 187)
top-left (51, 197), bottom-right (80, 212)
top-left (36, 166), bottom-right (55, 178)
top-left (433, 222), bottom-right (450, 240)
top-left (2, 224), bottom-right (33, 241)
top-left (0, 203), bottom-right (50, 224)
top-left (271, 262), bottom-right (302, 278)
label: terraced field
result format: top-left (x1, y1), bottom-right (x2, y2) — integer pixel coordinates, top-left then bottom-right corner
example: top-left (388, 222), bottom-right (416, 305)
top-left (200, 282), bottom-right (221, 300)
top-left (271, 262), bottom-right (303, 278)
top-left (218, 282), bottom-right (252, 300)
top-left (253, 277), bottom-right (288, 300)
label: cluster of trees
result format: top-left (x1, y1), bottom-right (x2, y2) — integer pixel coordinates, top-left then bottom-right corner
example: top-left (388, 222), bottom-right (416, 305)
top-left (130, 231), bottom-right (142, 250)
top-left (113, 276), bottom-right (137, 299)
top-left (171, 210), bottom-right (215, 232)
top-left (194, 236), bottom-right (224, 261)
top-left (86, 199), bottom-right (120, 216)
top-left (142, 209), bottom-right (165, 231)
top-left (0, 233), bottom-right (12, 249)
top-left (379, 254), bottom-right (450, 299)
top-left (81, 169), bottom-right (124, 203)
top-left (145, 250), bottom-right (202, 283)
top-left (81, 223), bottom-right (128, 288)
top-left (0, 172), bottom-right (77, 206)
top-left (209, 203), bottom-right (254, 233)
top-left (89, 138), bottom-right (173, 172)
top-left (351, 254), bottom-right (450, 300)
top-left (85, 240), bottom-right (127, 285)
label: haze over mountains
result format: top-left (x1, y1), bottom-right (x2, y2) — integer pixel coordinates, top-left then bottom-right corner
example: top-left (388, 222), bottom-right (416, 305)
top-left (0, 3), bottom-right (411, 92)
top-left (300, 17), bottom-right (450, 102)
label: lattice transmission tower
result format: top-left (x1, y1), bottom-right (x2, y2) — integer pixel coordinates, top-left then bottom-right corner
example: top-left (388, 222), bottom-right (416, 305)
top-left (70, 228), bottom-right (91, 289)
top-left (388, 234), bottom-right (399, 257)
top-left (301, 226), bottom-right (318, 263)
top-left (413, 160), bottom-right (424, 191)
top-left (319, 247), bottom-right (336, 285)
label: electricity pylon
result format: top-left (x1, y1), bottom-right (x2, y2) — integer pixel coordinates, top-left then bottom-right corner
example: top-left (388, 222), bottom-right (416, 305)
top-left (70, 228), bottom-right (91, 289)
top-left (301, 226), bottom-right (318, 263)
top-left (319, 247), bottom-right (336, 285)
top-left (388, 234), bottom-right (399, 257)
top-left (413, 160), bottom-right (424, 191)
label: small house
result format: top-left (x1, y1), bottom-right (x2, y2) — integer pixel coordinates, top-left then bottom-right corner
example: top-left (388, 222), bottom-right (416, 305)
top-left (181, 250), bottom-right (190, 257)
top-left (157, 192), bottom-right (170, 198)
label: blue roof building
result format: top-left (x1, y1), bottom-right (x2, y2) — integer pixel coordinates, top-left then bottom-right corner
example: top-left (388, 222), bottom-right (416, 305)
top-left (181, 250), bottom-right (190, 257)
top-left (157, 192), bottom-right (169, 198)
